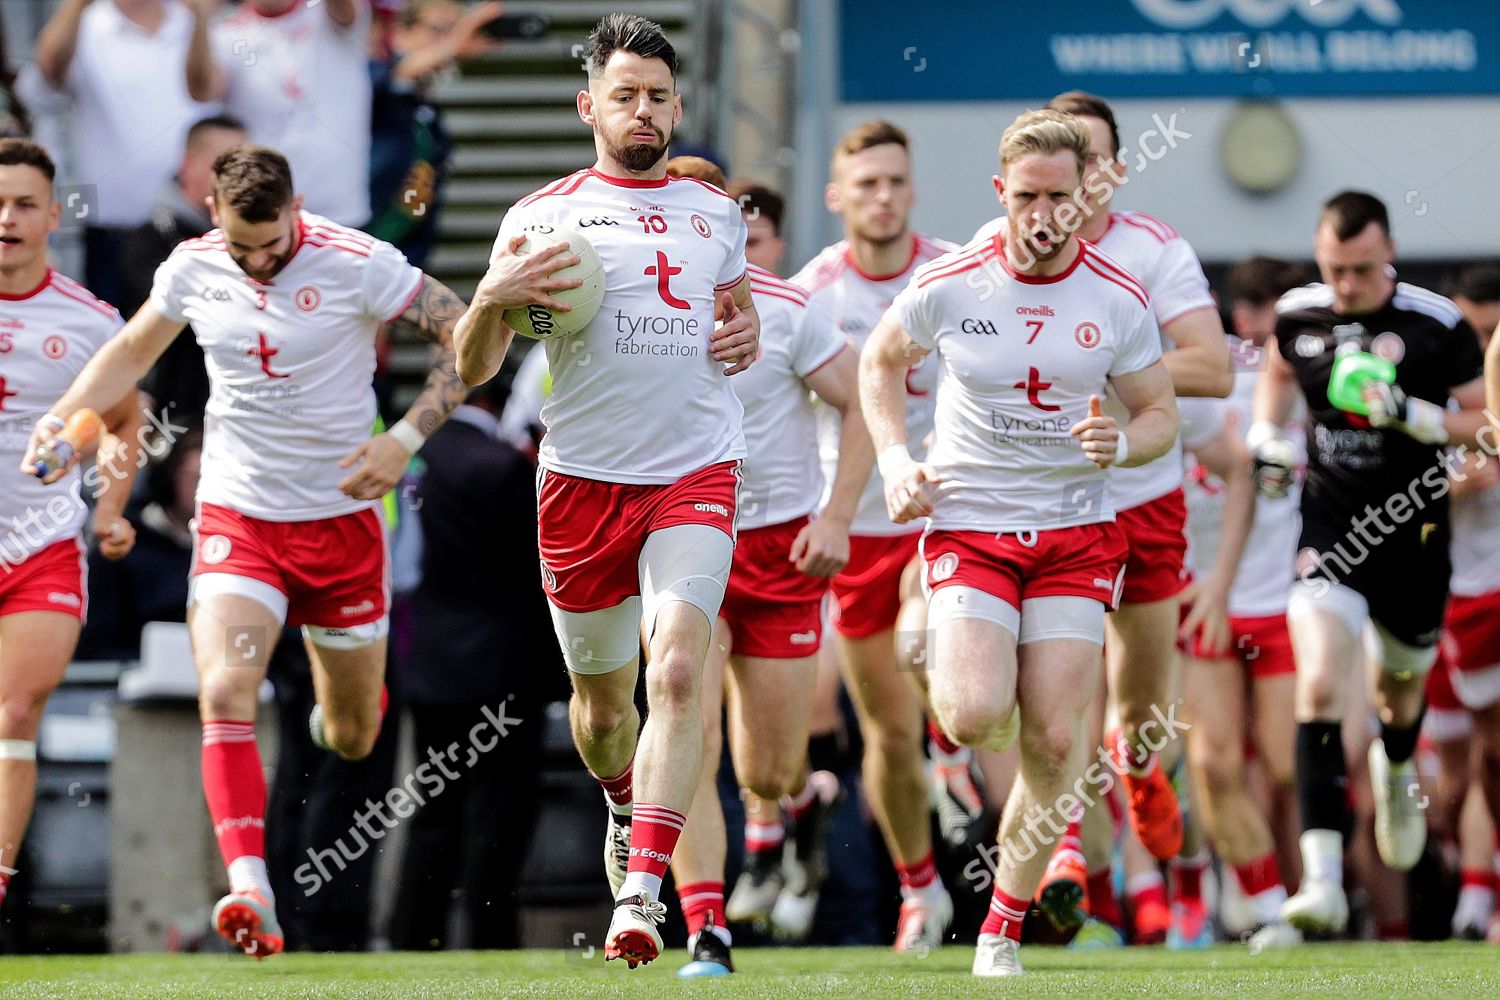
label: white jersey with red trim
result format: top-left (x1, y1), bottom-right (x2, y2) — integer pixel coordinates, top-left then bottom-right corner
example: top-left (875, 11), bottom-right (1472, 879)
top-left (0, 271), bottom-right (122, 564)
top-left (150, 212), bottom-right (423, 522)
top-left (791, 233), bottom-right (956, 535)
top-left (1180, 364), bottom-right (1305, 616)
top-left (495, 169), bottom-right (749, 485)
top-left (891, 226), bottom-right (1162, 532)
top-left (1450, 478), bottom-right (1500, 596)
top-left (732, 265), bottom-right (847, 528)
top-left (973, 211), bottom-right (1215, 511)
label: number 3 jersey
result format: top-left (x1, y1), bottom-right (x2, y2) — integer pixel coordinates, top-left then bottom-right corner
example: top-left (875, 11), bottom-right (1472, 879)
top-left (495, 168), bottom-right (750, 485)
top-left (890, 227), bottom-right (1162, 532)
top-left (151, 212), bottom-right (424, 521)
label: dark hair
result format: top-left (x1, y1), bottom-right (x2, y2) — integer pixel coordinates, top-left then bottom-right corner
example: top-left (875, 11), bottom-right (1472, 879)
top-left (1447, 263), bottom-right (1500, 305)
top-left (727, 181), bottom-right (785, 236)
top-left (584, 13), bottom-right (677, 78)
top-left (212, 145), bottom-right (294, 222)
top-left (665, 155), bottom-right (725, 189)
top-left (187, 114), bottom-right (247, 148)
top-left (1046, 91), bottom-right (1120, 157)
top-left (0, 137), bottom-right (55, 182)
top-left (1321, 190), bottom-right (1389, 241)
top-left (146, 425), bottom-right (203, 511)
top-left (1226, 255), bottom-right (1310, 308)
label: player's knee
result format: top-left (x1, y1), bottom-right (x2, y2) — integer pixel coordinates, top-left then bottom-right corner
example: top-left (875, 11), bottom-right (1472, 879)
top-left (0, 688), bottom-right (50, 737)
top-left (942, 703), bottom-right (1007, 751)
top-left (573, 690), bottom-right (632, 738)
top-left (198, 670), bottom-right (259, 722)
top-left (1297, 670), bottom-right (1341, 717)
top-left (324, 719), bottom-right (379, 761)
top-left (645, 651), bottom-right (699, 715)
top-left (1019, 718), bottom-right (1076, 774)
top-left (741, 753), bottom-right (797, 801)
top-left (1189, 736), bottom-right (1241, 793)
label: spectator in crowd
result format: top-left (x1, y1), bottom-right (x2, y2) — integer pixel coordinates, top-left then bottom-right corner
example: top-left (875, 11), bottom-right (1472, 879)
top-left (0, 18), bottom-right (32, 137)
top-left (20, 0), bottom-right (218, 307)
top-left (390, 370), bottom-right (560, 949)
top-left (120, 114), bottom-right (247, 426)
top-left (75, 427), bottom-right (202, 661)
top-left (1448, 264), bottom-right (1500, 343)
top-left (186, 0), bottom-right (373, 226)
top-left (369, 0), bottom-right (503, 267)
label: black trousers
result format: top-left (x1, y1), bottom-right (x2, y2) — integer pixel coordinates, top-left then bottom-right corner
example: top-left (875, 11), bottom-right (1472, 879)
top-left (388, 702), bottom-right (542, 950)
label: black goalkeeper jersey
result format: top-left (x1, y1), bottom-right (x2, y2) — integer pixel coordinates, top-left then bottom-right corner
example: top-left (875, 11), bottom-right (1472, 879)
top-left (1274, 281), bottom-right (1483, 529)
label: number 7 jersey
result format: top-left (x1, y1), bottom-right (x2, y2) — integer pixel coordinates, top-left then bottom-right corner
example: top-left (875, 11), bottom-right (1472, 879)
top-left (890, 227), bottom-right (1162, 532)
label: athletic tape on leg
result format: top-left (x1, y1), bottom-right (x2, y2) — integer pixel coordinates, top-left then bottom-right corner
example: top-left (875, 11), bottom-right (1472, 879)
top-left (304, 618), bottom-right (389, 650)
top-left (0, 739), bottom-right (37, 761)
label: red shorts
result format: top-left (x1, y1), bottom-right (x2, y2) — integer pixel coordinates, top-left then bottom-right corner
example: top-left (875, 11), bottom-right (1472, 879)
top-left (0, 538), bottom-right (86, 620)
top-left (921, 523), bottom-right (1127, 610)
top-left (720, 515), bottom-right (829, 659)
top-left (1436, 591), bottom-right (1500, 711)
top-left (537, 461), bottom-right (740, 613)
top-left (1116, 488), bottom-right (1190, 605)
top-left (191, 503), bottom-right (388, 628)
top-left (1187, 613), bottom-right (1297, 680)
top-left (828, 532), bottom-right (920, 640)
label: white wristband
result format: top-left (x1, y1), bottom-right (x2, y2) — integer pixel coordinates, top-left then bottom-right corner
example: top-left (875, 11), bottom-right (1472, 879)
top-left (877, 444), bottom-right (913, 478)
top-left (1114, 430), bottom-right (1129, 466)
top-left (389, 418), bottom-right (427, 455)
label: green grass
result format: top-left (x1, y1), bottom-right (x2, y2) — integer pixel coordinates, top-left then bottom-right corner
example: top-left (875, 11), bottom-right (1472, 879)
top-left (0, 943), bottom-right (1495, 999)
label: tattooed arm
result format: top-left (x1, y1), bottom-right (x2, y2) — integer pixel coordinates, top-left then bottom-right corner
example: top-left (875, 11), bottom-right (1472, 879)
top-left (337, 275), bottom-right (470, 501)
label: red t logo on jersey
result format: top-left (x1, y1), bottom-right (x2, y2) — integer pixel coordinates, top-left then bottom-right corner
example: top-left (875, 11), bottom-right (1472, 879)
top-left (1014, 367), bottom-right (1061, 412)
top-left (0, 375), bottom-right (16, 411)
top-left (644, 251), bottom-right (691, 310)
top-left (248, 333), bottom-right (290, 379)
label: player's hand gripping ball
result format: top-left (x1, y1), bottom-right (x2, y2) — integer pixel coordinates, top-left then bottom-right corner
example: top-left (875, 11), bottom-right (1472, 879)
top-left (500, 225), bottom-right (605, 340)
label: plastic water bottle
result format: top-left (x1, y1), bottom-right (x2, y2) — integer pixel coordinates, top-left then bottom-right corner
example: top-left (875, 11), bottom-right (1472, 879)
top-left (1327, 351), bottom-right (1396, 416)
top-left (31, 408), bottom-right (103, 478)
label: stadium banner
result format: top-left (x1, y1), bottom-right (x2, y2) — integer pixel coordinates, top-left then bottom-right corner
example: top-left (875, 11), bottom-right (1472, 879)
top-left (839, 0), bottom-right (1500, 100)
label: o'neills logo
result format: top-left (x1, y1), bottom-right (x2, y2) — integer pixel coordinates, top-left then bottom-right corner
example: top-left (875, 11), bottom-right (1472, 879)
top-left (1016, 305), bottom-right (1055, 317)
top-left (694, 503), bottom-right (729, 517)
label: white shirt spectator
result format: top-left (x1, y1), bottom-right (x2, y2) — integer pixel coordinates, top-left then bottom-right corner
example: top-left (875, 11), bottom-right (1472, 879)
top-left (18, 1), bottom-right (218, 228)
top-left (205, 1), bottom-right (372, 226)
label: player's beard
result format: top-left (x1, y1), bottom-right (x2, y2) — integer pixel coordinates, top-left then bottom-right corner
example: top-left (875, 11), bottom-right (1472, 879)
top-left (1009, 219), bottom-right (1066, 270)
top-left (233, 248), bottom-right (294, 283)
top-left (607, 124), bottom-right (669, 173)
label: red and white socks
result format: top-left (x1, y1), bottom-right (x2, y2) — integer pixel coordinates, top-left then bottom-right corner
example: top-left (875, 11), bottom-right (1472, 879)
top-left (980, 884), bottom-right (1027, 942)
top-left (620, 803), bottom-right (687, 903)
top-left (1171, 849), bottom-right (1209, 907)
top-left (594, 760), bottom-right (634, 818)
top-left (679, 880), bottom-right (730, 945)
top-left (896, 851), bottom-right (945, 904)
top-left (201, 719), bottom-right (272, 900)
top-left (1233, 852), bottom-right (1289, 926)
top-left (1088, 866), bottom-right (1123, 928)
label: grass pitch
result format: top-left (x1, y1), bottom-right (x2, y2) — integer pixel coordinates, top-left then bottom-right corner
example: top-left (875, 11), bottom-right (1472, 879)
top-left (0, 942), bottom-right (1495, 999)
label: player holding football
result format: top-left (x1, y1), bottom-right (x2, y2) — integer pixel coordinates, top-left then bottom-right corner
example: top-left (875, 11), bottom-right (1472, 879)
top-left (1, 139), bottom-right (142, 914)
top-left (660, 158), bottom-right (868, 977)
top-left (452, 15), bottom-right (760, 969)
top-left (790, 120), bottom-right (969, 951)
top-left (25, 144), bottom-right (471, 957)
top-left (1255, 191), bottom-right (1488, 936)
top-left (862, 109), bottom-right (1177, 977)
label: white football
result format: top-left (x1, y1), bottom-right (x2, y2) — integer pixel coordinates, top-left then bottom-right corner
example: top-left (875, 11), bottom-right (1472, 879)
top-left (500, 224), bottom-right (605, 340)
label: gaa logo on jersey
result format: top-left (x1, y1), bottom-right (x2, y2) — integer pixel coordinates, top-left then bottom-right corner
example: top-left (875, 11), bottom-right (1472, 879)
top-left (42, 335), bottom-right (67, 360)
top-left (201, 534), bottom-right (233, 565)
top-left (295, 286), bottom-right (321, 312)
top-left (930, 552), bottom-right (959, 583)
top-left (1074, 322), bottom-right (1101, 349)
top-left (1371, 331), bottom-right (1405, 364)
top-left (691, 214), bottom-right (712, 239)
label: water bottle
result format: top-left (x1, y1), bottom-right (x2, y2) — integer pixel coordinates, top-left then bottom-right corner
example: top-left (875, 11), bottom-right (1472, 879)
top-left (32, 408), bottom-right (103, 478)
top-left (1327, 351), bottom-right (1396, 416)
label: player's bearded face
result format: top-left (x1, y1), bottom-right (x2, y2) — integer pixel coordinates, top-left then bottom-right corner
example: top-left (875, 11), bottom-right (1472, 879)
top-left (1000, 152), bottom-right (1085, 270)
top-left (832, 144), bottom-right (913, 247)
top-left (218, 204), bottom-right (298, 282)
top-left (589, 53), bottom-right (679, 175)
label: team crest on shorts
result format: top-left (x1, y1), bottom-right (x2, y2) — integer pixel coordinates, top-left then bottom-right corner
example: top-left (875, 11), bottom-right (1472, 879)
top-left (201, 534), bottom-right (232, 564)
top-left (1371, 331), bottom-right (1405, 364)
top-left (43, 335), bottom-right (67, 359)
top-left (1074, 322), bottom-right (1101, 349)
top-left (931, 552), bottom-right (959, 582)
top-left (540, 561), bottom-right (557, 592)
top-left (691, 214), bottom-right (712, 239)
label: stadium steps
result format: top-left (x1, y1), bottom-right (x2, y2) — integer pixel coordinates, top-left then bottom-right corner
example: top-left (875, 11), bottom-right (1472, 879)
top-left (389, 2), bottom-right (702, 401)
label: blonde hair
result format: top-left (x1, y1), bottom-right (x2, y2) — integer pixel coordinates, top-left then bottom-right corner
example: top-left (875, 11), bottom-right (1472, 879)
top-left (999, 109), bottom-right (1089, 176)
